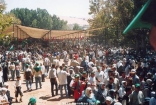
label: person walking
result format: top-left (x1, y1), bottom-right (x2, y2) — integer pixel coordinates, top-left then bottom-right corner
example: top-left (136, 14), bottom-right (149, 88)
top-left (24, 64), bottom-right (33, 91)
top-left (57, 66), bottom-right (69, 98)
top-left (40, 63), bottom-right (45, 82)
top-left (15, 62), bottom-right (20, 77)
top-left (33, 63), bottom-right (42, 90)
top-left (14, 76), bottom-right (23, 102)
top-left (0, 66), bottom-right (3, 87)
top-left (9, 62), bottom-right (15, 81)
top-left (48, 64), bottom-right (58, 97)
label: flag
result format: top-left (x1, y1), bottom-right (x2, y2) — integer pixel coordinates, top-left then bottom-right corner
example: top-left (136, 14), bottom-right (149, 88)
top-left (9, 45), bottom-right (14, 51)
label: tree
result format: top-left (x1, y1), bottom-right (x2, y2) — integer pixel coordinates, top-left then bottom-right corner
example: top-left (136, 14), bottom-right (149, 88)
top-left (0, 1), bottom-right (20, 47)
top-left (73, 23), bottom-right (82, 30)
top-left (51, 15), bottom-right (67, 30)
top-left (88, 0), bottom-right (150, 47)
top-left (10, 8), bottom-right (68, 30)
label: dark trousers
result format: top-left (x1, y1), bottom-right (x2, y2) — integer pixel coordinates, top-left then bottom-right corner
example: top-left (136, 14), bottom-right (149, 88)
top-left (31, 75), bottom-right (34, 83)
top-left (42, 74), bottom-right (45, 82)
top-left (50, 78), bottom-right (58, 96)
top-left (0, 82), bottom-right (2, 87)
top-left (15, 87), bottom-right (23, 97)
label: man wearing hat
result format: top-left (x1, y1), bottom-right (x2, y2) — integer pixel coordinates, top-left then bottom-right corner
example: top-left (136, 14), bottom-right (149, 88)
top-left (71, 74), bottom-right (86, 102)
top-left (24, 64), bottom-right (33, 91)
top-left (28, 97), bottom-right (36, 105)
top-left (129, 84), bottom-right (144, 105)
top-left (130, 69), bottom-right (140, 85)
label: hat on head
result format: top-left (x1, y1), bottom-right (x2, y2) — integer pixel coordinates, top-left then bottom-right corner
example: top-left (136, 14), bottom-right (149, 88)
top-left (114, 102), bottom-right (122, 105)
top-left (131, 69), bottom-right (136, 73)
top-left (1, 87), bottom-right (7, 91)
top-left (82, 71), bottom-right (87, 74)
top-left (29, 97), bottom-right (36, 104)
top-left (95, 100), bottom-right (100, 104)
top-left (3, 83), bottom-right (9, 87)
top-left (74, 74), bottom-right (80, 78)
top-left (109, 89), bottom-right (115, 93)
top-left (25, 64), bottom-right (29, 67)
top-left (106, 96), bottom-right (112, 102)
top-left (91, 71), bottom-right (95, 74)
top-left (97, 66), bottom-right (101, 69)
top-left (146, 79), bottom-right (152, 85)
top-left (35, 62), bottom-right (39, 65)
top-left (70, 66), bottom-right (74, 69)
top-left (135, 83), bottom-right (140, 88)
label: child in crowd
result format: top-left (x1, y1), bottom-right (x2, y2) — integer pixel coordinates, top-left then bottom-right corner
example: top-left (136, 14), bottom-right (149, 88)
top-left (14, 76), bottom-right (23, 102)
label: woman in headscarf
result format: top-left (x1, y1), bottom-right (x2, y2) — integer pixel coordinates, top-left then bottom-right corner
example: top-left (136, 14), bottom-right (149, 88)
top-left (78, 87), bottom-right (100, 105)
top-left (28, 97), bottom-right (36, 105)
top-left (105, 96), bottom-right (113, 105)
top-left (95, 83), bottom-right (108, 105)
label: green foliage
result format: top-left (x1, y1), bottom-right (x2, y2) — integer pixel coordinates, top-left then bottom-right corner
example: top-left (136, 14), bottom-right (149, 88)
top-left (73, 23), bottom-right (82, 30)
top-left (0, 2), bottom-right (16, 46)
top-left (88, 0), bottom-right (150, 47)
top-left (10, 8), bottom-right (68, 30)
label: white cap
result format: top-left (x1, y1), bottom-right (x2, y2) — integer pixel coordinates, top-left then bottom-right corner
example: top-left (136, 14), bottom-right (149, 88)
top-left (106, 96), bottom-right (112, 102)
top-left (3, 83), bottom-right (9, 87)
top-left (1, 87), bottom-right (7, 91)
top-left (114, 102), bottom-right (122, 105)
top-left (131, 69), bottom-right (136, 72)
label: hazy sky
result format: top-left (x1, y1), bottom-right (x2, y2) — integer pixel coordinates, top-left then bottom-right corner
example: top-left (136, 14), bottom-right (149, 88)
top-left (5, 0), bottom-right (91, 18)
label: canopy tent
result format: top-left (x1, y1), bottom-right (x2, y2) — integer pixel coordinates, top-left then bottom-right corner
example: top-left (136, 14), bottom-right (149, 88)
top-left (3, 24), bottom-right (80, 39)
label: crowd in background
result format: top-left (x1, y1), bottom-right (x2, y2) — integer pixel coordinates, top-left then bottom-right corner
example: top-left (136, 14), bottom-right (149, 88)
top-left (0, 43), bottom-right (156, 105)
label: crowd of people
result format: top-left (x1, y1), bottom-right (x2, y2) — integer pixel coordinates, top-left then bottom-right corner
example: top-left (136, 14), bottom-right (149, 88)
top-left (0, 43), bottom-right (156, 105)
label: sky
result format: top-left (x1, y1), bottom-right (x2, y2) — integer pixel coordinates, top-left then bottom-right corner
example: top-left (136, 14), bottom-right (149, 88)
top-left (4, 0), bottom-right (91, 18)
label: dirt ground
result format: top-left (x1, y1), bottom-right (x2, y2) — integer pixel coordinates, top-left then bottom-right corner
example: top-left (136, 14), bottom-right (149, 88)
top-left (8, 60), bottom-right (75, 105)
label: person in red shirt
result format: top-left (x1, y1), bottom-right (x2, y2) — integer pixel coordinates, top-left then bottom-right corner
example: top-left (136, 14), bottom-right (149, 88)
top-left (73, 53), bottom-right (78, 60)
top-left (72, 74), bottom-right (86, 103)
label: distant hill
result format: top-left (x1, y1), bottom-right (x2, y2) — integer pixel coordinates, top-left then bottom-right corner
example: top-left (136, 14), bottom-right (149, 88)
top-left (59, 16), bottom-right (89, 26)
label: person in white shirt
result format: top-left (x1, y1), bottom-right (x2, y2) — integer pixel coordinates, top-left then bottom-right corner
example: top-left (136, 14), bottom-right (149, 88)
top-left (43, 55), bottom-right (50, 73)
top-left (95, 66), bottom-right (105, 87)
top-left (9, 62), bottom-right (15, 81)
top-left (22, 55), bottom-right (26, 71)
top-left (88, 71), bottom-right (96, 91)
top-left (0, 66), bottom-right (3, 87)
top-left (40, 63), bottom-right (45, 82)
top-left (48, 64), bottom-right (58, 97)
top-left (14, 76), bottom-right (23, 102)
top-left (57, 66), bottom-right (70, 98)
top-left (118, 81), bottom-right (127, 102)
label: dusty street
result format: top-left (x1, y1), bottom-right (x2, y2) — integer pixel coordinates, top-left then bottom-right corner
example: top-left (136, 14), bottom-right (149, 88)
top-left (8, 60), bottom-right (75, 105)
